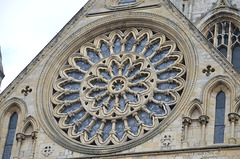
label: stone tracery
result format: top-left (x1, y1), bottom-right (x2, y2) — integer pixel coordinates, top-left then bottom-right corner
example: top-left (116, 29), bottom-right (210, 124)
top-left (51, 28), bottom-right (186, 146)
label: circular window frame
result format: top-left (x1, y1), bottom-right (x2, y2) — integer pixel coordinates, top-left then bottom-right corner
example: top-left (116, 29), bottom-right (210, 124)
top-left (37, 12), bottom-right (196, 155)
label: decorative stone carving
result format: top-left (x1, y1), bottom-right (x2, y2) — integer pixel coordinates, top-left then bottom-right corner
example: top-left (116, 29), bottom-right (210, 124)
top-left (228, 113), bottom-right (240, 122)
top-left (182, 117), bottom-right (192, 144)
top-left (21, 86), bottom-right (32, 96)
top-left (105, 0), bottom-right (144, 10)
top-left (182, 117), bottom-right (192, 126)
top-left (41, 145), bottom-right (53, 157)
top-left (161, 134), bottom-right (174, 147)
top-left (228, 112), bottom-right (240, 144)
top-left (202, 65), bottom-right (215, 76)
top-left (51, 28), bottom-right (186, 148)
top-left (199, 115), bottom-right (209, 146)
top-left (199, 115), bottom-right (209, 125)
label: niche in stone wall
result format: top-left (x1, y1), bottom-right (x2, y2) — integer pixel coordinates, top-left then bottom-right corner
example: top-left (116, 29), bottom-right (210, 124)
top-left (187, 106), bottom-right (202, 147)
top-left (19, 123), bottom-right (34, 158)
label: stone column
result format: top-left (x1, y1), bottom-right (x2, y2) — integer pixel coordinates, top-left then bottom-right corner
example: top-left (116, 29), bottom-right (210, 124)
top-left (228, 113), bottom-right (240, 144)
top-left (31, 131), bottom-right (38, 159)
top-left (182, 117), bottom-right (192, 148)
top-left (14, 133), bottom-right (25, 159)
top-left (199, 115), bottom-right (209, 146)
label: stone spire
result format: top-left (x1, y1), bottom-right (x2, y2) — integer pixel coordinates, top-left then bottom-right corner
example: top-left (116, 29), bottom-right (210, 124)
top-left (0, 47), bottom-right (5, 90)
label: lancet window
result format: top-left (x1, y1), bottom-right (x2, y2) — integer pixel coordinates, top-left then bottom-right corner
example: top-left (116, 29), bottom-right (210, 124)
top-left (214, 91), bottom-right (226, 144)
top-left (3, 112), bottom-right (18, 159)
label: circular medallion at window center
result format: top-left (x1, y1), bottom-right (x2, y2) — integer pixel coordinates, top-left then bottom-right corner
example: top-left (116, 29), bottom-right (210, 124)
top-left (109, 76), bottom-right (127, 93)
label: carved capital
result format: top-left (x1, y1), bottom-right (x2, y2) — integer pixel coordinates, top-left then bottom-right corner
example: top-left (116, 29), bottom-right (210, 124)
top-left (31, 131), bottom-right (38, 140)
top-left (199, 115), bottom-right (209, 125)
top-left (182, 117), bottom-right (192, 126)
top-left (16, 133), bottom-right (25, 142)
top-left (228, 113), bottom-right (240, 122)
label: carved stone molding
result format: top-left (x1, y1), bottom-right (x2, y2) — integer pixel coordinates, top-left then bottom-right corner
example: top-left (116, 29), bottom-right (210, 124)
top-left (182, 117), bottom-right (192, 126)
top-left (228, 112), bottom-right (240, 122)
top-left (16, 133), bottom-right (25, 142)
top-left (199, 115), bottom-right (210, 125)
top-left (105, 0), bottom-right (144, 10)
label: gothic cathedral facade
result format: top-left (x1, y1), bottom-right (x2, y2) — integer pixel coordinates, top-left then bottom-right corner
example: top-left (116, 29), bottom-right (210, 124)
top-left (1, 0), bottom-right (240, 158)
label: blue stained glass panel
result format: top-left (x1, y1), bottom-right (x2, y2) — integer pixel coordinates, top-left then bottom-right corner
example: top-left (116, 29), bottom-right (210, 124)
top-left (101, 43), bottom-right (110, 57)
top-left (146, 102), bottom-right (165, 115)
top-left (114, 38), bottom-right (121, 53)
top-left (107, 97), bottom-right (115, 112)
top-left (3, 113), bottom-right (18, 159)
top-left (76, 60), bottom-right (91, 71)
top-left (88, 51), bottom-right (100, 63)
top-left (157, 83), bottom-right (179, 90)
top-left (125, 36), bottom-right (134, 52)
top-left (122, 60), bottom-right (130, 76)
top-left (116, 120), bottom-right (125, 140)
top-left (102, 121), bottom-right (112, 141)
top-left (144, 41), bottom-right (160, 57)
top-left (138, 111), bottom-right (153, 126)
top-left (153, 93), bottom-right (174, 102)
top-left (119, 96), bottom-right (125, 111)
top-left (158, 71), bottom-right (179, 80)
top-left (62, 103), bottom-right (81, 113)
top-left (100, 70), bottom-right (111, 80)
top-left (67, 72), bottom-right (85, 80)
top-left (61, 82), bottom-right (80, 90)
top-left (68, 110), bottom-right (86, 124)
top-left (136, 37), bottom-right (147, 53)
top-left (128, 116), bottom-right (138, 135)
top-left (128, 64), bottom-right (141, 77)
top-left (214, 91), bottom-right (226, 144)
top-left (89, 120), bottom-right (101, 139)
top-left (130, 85), bottom-right (146, 92)
top-left (112, 62), bottom-right (119, 76)
top-left (155, 60), bottom-right (175, 70)
top-left (60, 93), bottom-right (79, 101)
top-left (126, 93), bottom-right (138, 103)
top-left (77, 117), bottom-right (92, 132)
top-left (218, 46), bottom-right (227, 58)
top-left (150, 50), bottom-right (169, 63)
top-left (232, 45), bottom-right (240, 72)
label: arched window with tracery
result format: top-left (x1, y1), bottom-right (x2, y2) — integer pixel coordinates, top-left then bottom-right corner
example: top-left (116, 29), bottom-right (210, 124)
top-left (206, 21), bottom-right (240, 71)
top-left (3, 112), bottom-right (18, 159)
top-left (214, 91), bottom-right (226, 144)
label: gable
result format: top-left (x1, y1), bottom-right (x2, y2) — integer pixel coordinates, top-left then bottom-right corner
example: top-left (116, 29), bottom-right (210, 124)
top-left (1, 0), bottom-right (240, 158)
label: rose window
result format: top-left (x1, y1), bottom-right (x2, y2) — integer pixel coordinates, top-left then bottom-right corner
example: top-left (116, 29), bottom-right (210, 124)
top-left (52, 28), bottom-right (186, 146)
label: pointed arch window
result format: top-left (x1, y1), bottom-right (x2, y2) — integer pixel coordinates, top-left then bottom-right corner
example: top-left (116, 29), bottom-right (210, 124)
top-left (206, 21), bottom-right (240, 72)
top-left (214, 91), bottom-right (226, 144)
top-left (3, 112), bottom-right (18, 159)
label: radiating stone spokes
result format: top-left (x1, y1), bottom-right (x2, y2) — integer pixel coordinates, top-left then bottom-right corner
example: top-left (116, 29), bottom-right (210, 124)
top-left (51, 27), bottom-right (186, 146)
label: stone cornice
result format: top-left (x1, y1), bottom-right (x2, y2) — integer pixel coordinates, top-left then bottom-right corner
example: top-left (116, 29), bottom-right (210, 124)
top-left (75, 144), bottom-right (240, 158)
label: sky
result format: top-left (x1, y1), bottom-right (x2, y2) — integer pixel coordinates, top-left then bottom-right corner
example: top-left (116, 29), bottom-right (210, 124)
top-left (0, 0), bottom-right (88, 91)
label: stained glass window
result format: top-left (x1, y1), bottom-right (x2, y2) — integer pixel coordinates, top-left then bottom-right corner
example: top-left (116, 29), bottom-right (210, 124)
top-left (206, 21), bottom-right (240, 72)
top-left (51, 28), bottom-right (186, 148)
top-left (3, 112), bottom-right (18, 159)
top-left (214, 91), bottom-right (225, 144)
